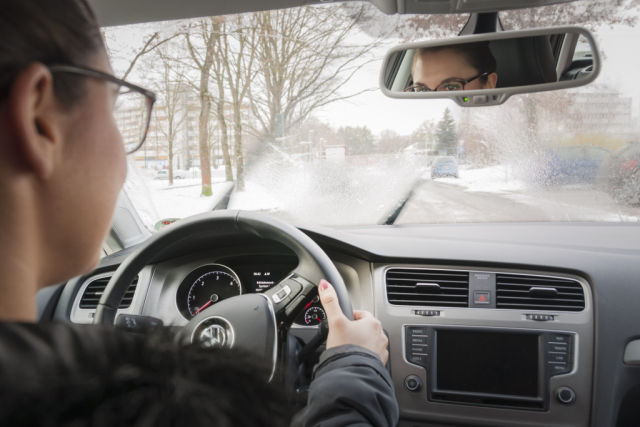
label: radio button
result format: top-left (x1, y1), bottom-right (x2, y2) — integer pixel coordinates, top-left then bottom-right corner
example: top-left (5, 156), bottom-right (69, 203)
top-left (549, 353), bottom-right (568, 363)
top-left (408, 327), bottom-right (429, 336)
top-left (550, 344), bottom-right (568, 353)
top-left (409, 354), bottom-right (428, 365)
top-left (549, 363), bottom-right (570, 375)
top-left (548, 334), bottom-right (570, 344)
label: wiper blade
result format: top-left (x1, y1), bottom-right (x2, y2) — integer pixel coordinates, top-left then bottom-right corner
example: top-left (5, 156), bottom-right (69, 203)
top-left (380, 179), bottom-right (422, 225)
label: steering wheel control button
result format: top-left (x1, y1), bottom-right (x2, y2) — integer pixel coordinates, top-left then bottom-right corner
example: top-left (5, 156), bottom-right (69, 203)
top-left (544, 333), bottom-right (573, 376)
top-left (405, 326), bottom-right (432, 369)
top-left (285, 293), bottom-right (307, 317)
top-left (473, 291), bottom-right (491, 304)
top-left (556, 387), bottom-right (576, 405)
top-left (272, 284), bottom-right (291, 304)
top-left (404, 375), bottom-right (422, 392)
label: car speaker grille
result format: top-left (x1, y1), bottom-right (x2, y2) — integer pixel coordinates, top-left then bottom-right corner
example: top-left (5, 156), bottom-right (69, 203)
top-left (496, 274), bottom-right (584, 311)
top-left (79, 275), bottom-right (138, 309)
top-left (386, 268), bottom-right (469, 307)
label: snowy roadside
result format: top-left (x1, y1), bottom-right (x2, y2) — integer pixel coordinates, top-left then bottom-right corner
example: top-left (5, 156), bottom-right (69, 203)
top-left (124, 162), bottom-right (232, 229)
top-left (431, 164), bottom-right (526, 194)
top-left (429, 164), bottom-right (640, 222)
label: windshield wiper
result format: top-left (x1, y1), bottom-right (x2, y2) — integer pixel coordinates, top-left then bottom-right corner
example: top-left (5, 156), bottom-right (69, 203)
top-left (380, 179), bottom-right (423, 225)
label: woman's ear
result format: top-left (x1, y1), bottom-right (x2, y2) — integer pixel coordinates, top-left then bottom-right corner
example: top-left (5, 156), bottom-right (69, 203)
top-left (6, 63), bottom-right (63, 179)
top-left (486, 72), bottom-right (498, 89)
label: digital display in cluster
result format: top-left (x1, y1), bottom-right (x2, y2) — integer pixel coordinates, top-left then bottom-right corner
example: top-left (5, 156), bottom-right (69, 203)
top-left (251, 270), bottom-right (277, 292)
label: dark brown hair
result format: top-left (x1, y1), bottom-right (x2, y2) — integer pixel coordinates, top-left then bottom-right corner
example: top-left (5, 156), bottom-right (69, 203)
top-left (412, 42), bottom-right (497, 83)
top-left (0, 0), bottom-right (105, 106)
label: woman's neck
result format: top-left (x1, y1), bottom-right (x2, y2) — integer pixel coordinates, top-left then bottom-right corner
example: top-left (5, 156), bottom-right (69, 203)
top-left (0, 182), bottom-right (42, 322)
top-left (0, 254), bottom-right (39, 322)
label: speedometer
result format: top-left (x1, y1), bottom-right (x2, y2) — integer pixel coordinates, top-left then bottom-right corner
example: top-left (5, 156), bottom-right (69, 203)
top-left (176, 264), bottom-right (242, 319)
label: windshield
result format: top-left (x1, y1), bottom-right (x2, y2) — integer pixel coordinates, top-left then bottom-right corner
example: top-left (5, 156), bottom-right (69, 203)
top-left (105, 2), bottom-right (640, 228)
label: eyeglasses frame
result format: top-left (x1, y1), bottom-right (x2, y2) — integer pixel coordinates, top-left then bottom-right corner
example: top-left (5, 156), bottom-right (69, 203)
top-left (405, 72), bottom-right (491, 93)
top-left (48, 64), bottom-right (157, 154)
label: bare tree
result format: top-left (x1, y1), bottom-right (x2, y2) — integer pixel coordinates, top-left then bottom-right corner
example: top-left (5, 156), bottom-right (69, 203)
top-left (219, 16), bottom-right (257, 190)
top-left (155, 50), bottom-right (187, 185)
top-left (209, 18), bottom-right (234, 183)
top-left (185, 19), bottom-right (216, 196)
top-left (247, 5), bottom-right (382, 142)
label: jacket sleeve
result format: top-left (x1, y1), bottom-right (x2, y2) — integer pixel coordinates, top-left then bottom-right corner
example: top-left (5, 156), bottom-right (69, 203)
top-left (290, 344), bottom-right (399, 427)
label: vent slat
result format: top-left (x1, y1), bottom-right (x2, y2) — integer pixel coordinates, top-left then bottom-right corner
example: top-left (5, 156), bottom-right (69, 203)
top-left (386, 269), bottom-right (469, 307)
top-left (496, 274), bottom-right (584, 311)
top-left (79, 275), bottom-right (138, 309)
top-left (496, 283), bottom-right (582, 291)
top-left (388, 292), bottom-right (468, 298)
top-left (386, 299), bottom-right (469, 306)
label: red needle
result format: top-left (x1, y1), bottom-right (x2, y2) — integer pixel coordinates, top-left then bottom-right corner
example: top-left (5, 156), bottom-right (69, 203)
top-left (193, 299), bottom-right (213, 316)
top-left (303, 301), bottom-right (313, 310)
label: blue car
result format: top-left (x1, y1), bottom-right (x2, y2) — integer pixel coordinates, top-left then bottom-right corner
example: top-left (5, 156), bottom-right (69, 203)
top-left (541, 146), bottom-right (609, 185)
top-left (431, 156), bottom-right (459, 178)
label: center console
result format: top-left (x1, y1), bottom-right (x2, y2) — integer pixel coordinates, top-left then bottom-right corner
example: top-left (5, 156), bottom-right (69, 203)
top-left (375, 264), bottom-right (594, 427)
top-left (405, 327), bottom-right (574, 410)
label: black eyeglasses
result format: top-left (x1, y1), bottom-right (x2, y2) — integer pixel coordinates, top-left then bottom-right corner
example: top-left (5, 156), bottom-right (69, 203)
top-left (48, 64), bottom-right (156, 154)
top-left (405, 72), bottom-right (490, 93)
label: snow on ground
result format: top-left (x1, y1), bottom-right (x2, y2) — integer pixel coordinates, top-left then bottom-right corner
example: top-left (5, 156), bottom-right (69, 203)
top-left (433, 164), bottom-right (527, 194)
top-left (124, 162), bottom-right (230, 229)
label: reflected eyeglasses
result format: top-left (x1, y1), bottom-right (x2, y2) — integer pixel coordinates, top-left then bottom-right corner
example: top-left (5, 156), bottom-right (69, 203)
top-left (405, 72), bottom-right (490, 93)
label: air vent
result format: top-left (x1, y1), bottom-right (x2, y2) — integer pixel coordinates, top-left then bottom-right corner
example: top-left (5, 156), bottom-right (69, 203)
top-left (496, 274), bottom-right (584, 311)
top-left (79, 275), bottom-right (138, 309)
top-left (386, 269), bottom-right (469, 307)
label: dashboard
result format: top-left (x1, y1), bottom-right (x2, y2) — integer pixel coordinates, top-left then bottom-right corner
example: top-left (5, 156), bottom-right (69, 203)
top-left (49, 222), bottom-right (640, 427)
top-left (70, 252), bottom-right (326, 327)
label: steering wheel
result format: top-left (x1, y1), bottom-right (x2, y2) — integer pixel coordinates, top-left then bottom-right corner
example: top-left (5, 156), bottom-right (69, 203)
top-left (94, 210), bottom-right (353, 380)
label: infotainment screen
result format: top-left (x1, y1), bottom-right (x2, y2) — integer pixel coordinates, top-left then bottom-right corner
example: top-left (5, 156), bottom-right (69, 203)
top-left (435, 329), bottom-right (540, 398)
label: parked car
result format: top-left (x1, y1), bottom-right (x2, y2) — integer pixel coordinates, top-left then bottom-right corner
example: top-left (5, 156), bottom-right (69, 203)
top-left (154, 169), bottom-right (186, 180)
top-left (597, 141), bottom-right (640, 205)
top-left (153, 169), bottom-right (169, 180)
top-left (430, 156), bottom-right (459, 178)
top-left (540, 145), bottom-right (609, 186)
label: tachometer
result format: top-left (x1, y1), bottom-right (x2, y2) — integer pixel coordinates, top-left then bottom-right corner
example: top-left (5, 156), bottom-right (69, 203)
top-left (176, 264), bottom-right (242, 319)
top-left (304, 306), bottom-right (326, 326)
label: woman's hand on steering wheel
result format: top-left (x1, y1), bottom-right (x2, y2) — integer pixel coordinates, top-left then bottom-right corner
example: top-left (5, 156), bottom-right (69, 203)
top-left (319, 280), bottom-right (389, 364)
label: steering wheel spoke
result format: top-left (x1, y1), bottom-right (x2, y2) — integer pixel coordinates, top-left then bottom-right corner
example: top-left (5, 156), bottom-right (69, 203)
top-left (263, 271), bottom-right (317, 324)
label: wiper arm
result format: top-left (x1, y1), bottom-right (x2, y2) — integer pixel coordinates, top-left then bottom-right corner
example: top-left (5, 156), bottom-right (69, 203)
top-left (380, 179), bottom-right (422, 225)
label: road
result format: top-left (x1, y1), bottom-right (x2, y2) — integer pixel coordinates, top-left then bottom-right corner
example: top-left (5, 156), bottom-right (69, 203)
top-left (396, 179), bottom-right (640, 224)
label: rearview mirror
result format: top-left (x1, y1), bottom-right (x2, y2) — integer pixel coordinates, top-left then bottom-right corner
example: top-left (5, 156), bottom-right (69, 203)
top-left (380, 27), bottom-right (599, 106)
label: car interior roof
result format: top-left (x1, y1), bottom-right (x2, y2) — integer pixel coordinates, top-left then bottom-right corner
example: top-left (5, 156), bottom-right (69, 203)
top-left (88, 0), bottom-right (576, 27)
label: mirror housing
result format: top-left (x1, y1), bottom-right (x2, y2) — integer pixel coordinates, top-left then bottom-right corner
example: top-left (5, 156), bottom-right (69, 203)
top-left (380, 26), bottom-right (600, 106)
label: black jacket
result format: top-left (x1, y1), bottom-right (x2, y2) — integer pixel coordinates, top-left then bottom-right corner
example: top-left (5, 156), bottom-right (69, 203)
top-left (0, 323), bottom-right (398, 426)
top-left (292, 344), bottom-right (399, 427)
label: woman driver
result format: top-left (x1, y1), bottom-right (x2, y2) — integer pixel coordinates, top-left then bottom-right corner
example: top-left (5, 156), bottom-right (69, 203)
top-left (0, 1), bottom-right (397, 425)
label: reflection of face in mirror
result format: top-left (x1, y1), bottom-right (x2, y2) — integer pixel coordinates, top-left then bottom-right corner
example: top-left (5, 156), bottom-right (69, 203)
top-left (407, 43), bottom-right (498, 92)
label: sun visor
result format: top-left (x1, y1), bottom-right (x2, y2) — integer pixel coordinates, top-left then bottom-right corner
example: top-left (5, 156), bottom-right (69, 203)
top-left (370, 0), bottom-right (575, 14)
